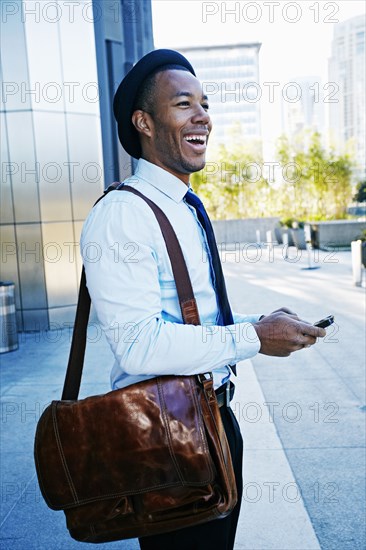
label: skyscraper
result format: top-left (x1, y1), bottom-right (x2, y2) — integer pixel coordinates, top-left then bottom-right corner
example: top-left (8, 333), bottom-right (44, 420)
top-left (281, 76), bottom-right (326, 139)
top-left (179, 43), bottom-right (262, 147)
top-left (328, 14), bottom-right (366, 181)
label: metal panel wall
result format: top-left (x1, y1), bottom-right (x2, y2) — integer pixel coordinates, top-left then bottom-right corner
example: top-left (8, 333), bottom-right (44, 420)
top-left (0, 1), bottom-right (102, 330)
top-left (0, 0), bottom-right (153, 331)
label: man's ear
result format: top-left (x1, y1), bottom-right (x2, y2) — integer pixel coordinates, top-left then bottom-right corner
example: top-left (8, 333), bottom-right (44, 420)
top-left (131, 110), bottom-right (153, 137)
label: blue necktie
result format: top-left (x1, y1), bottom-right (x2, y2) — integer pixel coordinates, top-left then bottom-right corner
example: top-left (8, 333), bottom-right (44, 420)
top-left (185, 189), bottom-right (236, 375)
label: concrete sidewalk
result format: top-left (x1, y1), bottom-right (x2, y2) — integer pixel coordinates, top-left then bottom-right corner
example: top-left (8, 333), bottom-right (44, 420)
top-left (1, 247), bottom-right (365, 549)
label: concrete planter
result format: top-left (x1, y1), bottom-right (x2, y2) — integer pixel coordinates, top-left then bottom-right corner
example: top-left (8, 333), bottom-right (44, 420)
top-left (310, 220), bottom-right (366, 249)
top-left (211, 217), bottom-right (280, 245)
top-left (274, 226), bottom-right (283, 244)
top-left (274, 225), bottom-right (295, 246)
top-left (209, 218), bottom-right (366, 249)
top-left (290, 228), bottom-right (307, 250)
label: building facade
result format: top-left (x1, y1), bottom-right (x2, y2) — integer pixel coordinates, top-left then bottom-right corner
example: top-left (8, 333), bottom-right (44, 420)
top-left (281, 76), bottom-right (326, 140)
top-left (328, 14), bottom-right (366, 181)
top-left (179, 43), bottom-right (262, 147)
top-left (0, 0), bottom-right (153, 331)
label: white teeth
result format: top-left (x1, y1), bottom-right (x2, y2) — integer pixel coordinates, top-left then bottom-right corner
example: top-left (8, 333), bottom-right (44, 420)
top-left (184, 135), bottom-right (206, 144)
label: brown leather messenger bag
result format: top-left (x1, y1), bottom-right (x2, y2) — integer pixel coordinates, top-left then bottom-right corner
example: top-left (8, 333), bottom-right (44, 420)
top-left (34, 185), bottom-right (237, 543)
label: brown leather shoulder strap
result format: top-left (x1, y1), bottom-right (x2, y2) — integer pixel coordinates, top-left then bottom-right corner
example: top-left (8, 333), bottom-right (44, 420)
top-left (61, 185), bottom-right (200, 400)
top-left (122, 185), bottom-right (200, 325)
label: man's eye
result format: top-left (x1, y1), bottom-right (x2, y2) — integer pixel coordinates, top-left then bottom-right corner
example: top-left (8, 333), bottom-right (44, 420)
top-left (202, 103), bottom-right (209, 110)
top-left (177, 101), bottom-right (190, 106)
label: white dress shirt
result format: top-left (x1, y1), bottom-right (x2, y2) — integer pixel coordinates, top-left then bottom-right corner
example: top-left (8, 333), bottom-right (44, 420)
top-left (80, 159), bottom-right (261, 390)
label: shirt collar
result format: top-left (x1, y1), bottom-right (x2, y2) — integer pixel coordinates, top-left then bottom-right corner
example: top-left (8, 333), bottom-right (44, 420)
top-left (134, 159), bottom-right (189, 203)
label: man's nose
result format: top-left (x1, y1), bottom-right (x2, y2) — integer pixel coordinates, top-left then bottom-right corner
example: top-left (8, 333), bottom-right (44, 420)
top-left (191, 105), bottom-right (211, 126)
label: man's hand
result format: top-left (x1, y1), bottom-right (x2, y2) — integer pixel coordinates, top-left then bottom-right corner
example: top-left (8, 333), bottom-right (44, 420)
top-left (253, 310), bottom-right (326, 357)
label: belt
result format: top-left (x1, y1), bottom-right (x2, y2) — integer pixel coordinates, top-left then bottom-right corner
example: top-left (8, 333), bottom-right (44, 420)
top-left (215, 381), bottom-right (235, 408)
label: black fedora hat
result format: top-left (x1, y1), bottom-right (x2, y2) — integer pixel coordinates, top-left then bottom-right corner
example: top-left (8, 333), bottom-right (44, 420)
top-left (113, 49), bottom-right (196, 159)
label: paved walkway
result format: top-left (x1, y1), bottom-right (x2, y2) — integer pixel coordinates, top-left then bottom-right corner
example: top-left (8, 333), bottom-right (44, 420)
top-left (1, 247), bottom-right (365, 549)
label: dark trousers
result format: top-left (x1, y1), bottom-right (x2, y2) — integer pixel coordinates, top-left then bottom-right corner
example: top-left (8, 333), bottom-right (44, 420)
top-left (139, 405), bottom-right (243, 550)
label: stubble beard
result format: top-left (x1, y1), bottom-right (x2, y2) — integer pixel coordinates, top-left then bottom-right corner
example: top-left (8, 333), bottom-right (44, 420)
top-left (156, 136), bottom-right (206, 175)
top-left (152, 113), bottom-right (208, 175)
top-left (179, 155), bottom-right (206, 174)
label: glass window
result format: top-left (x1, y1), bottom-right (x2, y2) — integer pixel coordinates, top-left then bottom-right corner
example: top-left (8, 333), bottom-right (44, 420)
top-left (356, 41), bottom-right (364, 54)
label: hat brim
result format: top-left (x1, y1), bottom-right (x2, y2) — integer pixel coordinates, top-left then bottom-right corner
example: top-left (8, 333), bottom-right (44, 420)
top-left (113, 49), bottom-right (196, 159)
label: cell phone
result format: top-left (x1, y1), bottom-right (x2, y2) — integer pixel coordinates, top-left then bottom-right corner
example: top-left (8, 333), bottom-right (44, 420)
top-left (314, 315), bottom-right (335, 328)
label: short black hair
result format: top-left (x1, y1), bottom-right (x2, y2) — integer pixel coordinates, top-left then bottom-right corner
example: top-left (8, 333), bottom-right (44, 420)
top-left (133, 63), bottom-right (190, 114)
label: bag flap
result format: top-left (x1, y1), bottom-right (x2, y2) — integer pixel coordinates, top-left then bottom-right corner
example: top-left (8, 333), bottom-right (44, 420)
top-left (34, 376), bottom-right (215, 510)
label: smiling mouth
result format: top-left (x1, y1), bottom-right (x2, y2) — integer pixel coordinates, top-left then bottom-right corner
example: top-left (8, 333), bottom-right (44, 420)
top-left (183, 134), bottom-right (208, 148)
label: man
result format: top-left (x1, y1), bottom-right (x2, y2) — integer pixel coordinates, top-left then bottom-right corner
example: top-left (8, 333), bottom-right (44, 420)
top-left (80, 49), bottom-right (325, 550)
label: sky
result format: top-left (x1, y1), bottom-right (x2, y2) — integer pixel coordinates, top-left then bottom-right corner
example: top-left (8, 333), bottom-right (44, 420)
top-left (151, 0), bottom-right (366, 159)
top-left (152, 0), bottom-right (365, 82)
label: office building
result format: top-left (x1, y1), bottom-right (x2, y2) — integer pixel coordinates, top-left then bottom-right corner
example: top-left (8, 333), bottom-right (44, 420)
top-left (179, 43), bottom-right (262, 146)
top-left (328, 14), bottom-right (366, 181)
top-left (0, 0), bottom-right (153, 331)
top-left (281, 76), bottom-right (326, 139)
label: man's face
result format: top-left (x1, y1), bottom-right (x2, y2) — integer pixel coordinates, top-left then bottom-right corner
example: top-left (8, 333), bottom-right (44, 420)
top-left (141, 70), bottom-right (212, 183)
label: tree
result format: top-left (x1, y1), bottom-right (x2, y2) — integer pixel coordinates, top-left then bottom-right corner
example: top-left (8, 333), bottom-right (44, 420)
top-left (275, 131), bottom-right (354, 220)
top-left (191, 134), bottom-right (270, 220)
top-left (191, 128), bottom-right (355, 221)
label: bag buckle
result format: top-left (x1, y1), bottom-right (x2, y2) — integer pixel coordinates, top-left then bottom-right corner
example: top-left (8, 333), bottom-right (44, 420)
top-left (197, 372), bottom-right (213, 384)
top-left (225, 381), bottom-right (231, 408)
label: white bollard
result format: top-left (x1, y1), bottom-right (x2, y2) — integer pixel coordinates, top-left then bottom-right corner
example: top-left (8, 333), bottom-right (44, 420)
top-left (351, 240), bottom-right (362, 286)
top-left (256, 229), bottom-right (261, 246)
top-left (282, 232), bottom-right (289, 259)
top-left (266, 231), bottom-right (273, 257)
top-left (304, 224), bottom-right (312, 245)
top-left (304, 224), bottom-right (314, 269)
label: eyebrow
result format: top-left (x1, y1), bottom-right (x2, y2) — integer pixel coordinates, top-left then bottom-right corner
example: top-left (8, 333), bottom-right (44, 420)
top-left (172, 91), bottom-right (209, 101)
